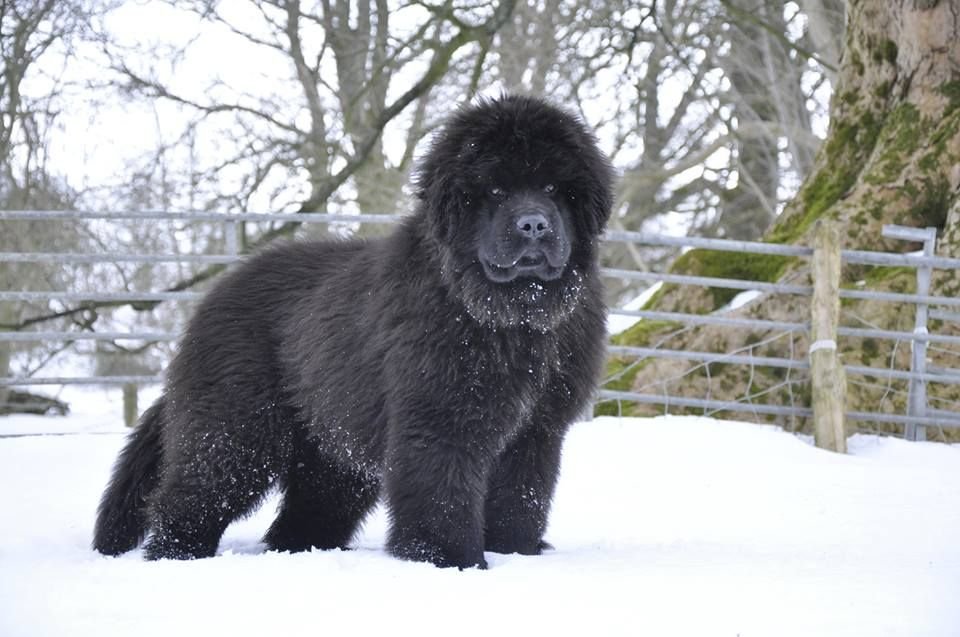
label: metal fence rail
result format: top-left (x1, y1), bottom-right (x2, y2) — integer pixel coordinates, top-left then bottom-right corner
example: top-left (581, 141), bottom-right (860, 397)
top-left (0, 375), bottom-right (160, 386)
top-left (597, 389), bottom-right (814, 419)
top-left (0, 210), bottom-right (406, 224)
top-left (3, 210), bottom-right (960, 439)
top-left (606, 345), bottom-right (810, 371)
top-left (0, 331), bottom-right (179, 342)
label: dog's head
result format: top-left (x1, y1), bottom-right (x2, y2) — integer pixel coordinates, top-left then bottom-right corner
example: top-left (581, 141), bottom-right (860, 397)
top-left (414, 95), bottom-right (614, 329)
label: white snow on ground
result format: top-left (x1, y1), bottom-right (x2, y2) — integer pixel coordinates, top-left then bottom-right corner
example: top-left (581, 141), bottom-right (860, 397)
top-left (2, 389), bottom-right (960, 637)
top-left (717, 289), bottom-right (764, 313)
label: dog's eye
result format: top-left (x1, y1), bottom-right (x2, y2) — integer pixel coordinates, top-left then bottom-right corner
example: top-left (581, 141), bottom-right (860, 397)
top-left (490, 186), bottom-right (505, 197)
top-left (543, 183), bottom-right (556, 194)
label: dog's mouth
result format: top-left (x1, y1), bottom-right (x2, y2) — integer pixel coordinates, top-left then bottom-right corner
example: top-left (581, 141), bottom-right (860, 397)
top-left (482, 251), bottom-right (565, 283)
top-left (516, 254), bottom-right (545, 269)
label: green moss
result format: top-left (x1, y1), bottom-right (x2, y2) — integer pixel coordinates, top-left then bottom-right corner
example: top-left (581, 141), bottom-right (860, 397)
top-left (873, 81), bottom-right (891, 100)
top-left (865, 103), bottom-right (923, 184)
top-left (744, 332), bottom-right (763, 347)
top-left (882, 39), bottom-right (898, 65)
top-left (863, 265), bottom-right (913, 283)
top-left (842, 263), bottom-right (917, 298)
top-left (840, 91), bottom-right (859, 105)
top-left (598, 356), bottom-right (646, 392)
top-left (885, 102), bottom-right (921, 141)
top-left (593, 401), bottom-right (627, 418)
top-left (918, 152), bottom-right (938, 172)
top-left (859, 265), bottom-right (916, 295)
top-left (913, 177), bottom-right (950, 230)
top-left (636, 249), bottom-right (798, 314)
top-left (595, 356), bottom-right (649, 417)
top-left (851, 51), bottom-right (865, 76)
top-left (668, 249), bottom-right (796, 309)
top-left (930, 108), bottom-right (960, 147)
top-left (939, 80), bottom-right (960, 113)
top-left (610, 319), bottom-right (679, 347)
top-left (868, 36), bottom-right (897, 65)
top-left (594, 356), bottom-right (647, 417)
top-left (694, 361), bottom-right (730, 378)
top-left (769, 171), bottom-right (846, 243)
top-left (772, 98), bottom-right (941, 244)
top-left (860, 337), bottom-right (879, 362)
top-left (924, 108), bottom-right (960, 170)
top-left (903, 180), bottom-right (921, 199)
top-left (769, 108), bottom-right (883, 244)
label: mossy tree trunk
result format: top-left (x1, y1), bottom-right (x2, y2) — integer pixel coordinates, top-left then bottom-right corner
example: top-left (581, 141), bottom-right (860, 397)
top-left (771, 0), bottom-right (960, 249)
top-left (608, 0), bottom-right (960, 439)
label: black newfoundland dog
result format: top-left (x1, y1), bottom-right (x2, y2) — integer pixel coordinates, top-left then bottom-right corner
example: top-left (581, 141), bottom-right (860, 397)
top-left (94, 95), bottom-right (613, 569)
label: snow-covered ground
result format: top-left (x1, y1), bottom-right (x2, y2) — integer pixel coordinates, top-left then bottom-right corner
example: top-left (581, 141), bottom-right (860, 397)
top-left (2, 388), bottom-right (959, 637)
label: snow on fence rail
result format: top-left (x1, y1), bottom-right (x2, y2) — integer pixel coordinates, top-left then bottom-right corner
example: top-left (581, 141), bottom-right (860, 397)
top-left (3, 210), bottom-right (960, 446)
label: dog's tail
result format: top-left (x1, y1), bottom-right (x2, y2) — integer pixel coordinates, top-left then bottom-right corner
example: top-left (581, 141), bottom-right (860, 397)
top-left (93, 400), bottom-right (164, 555)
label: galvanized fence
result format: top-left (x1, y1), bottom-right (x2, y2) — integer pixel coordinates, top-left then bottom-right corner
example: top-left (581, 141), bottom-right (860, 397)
top-left (3, 210), bottom-right (960, 444)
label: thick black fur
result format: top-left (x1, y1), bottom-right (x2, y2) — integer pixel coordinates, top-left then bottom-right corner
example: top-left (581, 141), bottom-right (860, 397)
top-left (93, 95), bottom-right (614, 569)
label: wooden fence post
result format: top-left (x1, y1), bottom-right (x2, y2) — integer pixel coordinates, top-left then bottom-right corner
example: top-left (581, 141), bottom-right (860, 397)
top-left (810, 220), bottom-right (846, 453)
top-left (122, 383), bottom-right (138, 428)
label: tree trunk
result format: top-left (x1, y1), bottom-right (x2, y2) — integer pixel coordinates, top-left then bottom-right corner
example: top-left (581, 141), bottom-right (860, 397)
top-left (717, 1), bottom-right (791, 240)
top-left (608, 0), bottom-right (960, 440)
top-left (772, 0), bottom-right (960, 249)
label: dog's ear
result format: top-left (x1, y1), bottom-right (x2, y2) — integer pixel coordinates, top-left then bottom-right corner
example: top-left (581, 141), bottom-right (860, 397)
top-left (414, 104), bottom-right (479, 244)
top-left (543, 104), bottom-right (614, 239)
top-left (416, 161), bottom-right (462, 244)
top-left (574, 139), bottom-right (615, 238)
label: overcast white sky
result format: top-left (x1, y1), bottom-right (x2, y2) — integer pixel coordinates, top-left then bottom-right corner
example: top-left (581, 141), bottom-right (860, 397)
top-left (29, 1), bottom-right (829, 223)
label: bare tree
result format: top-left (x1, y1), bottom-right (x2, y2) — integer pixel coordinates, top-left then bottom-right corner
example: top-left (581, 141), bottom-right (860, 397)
top-left (1, 1), bottom-right (91, 205)
top-left (6, 0), bottom-right (516, 295)
top-left (98, 0), bottom-right (517, 221)
top-left (618, 0), bottom-right (960, 439)
top-left (476, 1), bottom-right (731, 285)
top-left (480, 1), bottom-right (838, 293)
top-left (715, 1), bottom-right (829, 239)
top-left (795, 0), bottom-right (845, 83)
top-left (0, 0), bottom-right (110, 412)
top-left (3, 0), bottom-right (853, 413)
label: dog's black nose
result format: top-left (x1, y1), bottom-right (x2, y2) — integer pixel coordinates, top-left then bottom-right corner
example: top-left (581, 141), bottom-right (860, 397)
top-left (516, 213), bottom-right (550, 239)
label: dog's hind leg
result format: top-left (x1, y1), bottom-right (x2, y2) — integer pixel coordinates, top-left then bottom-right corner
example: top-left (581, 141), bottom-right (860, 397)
top-left (143, 411), bottom-right (291, 560)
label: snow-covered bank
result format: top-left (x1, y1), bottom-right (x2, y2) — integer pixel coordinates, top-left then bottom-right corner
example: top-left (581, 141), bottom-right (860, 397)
top-left (1, 409), bottom-right (958, 637)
